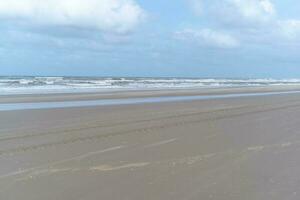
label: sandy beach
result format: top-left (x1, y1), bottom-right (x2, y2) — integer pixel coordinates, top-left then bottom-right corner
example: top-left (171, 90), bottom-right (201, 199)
top-left (1, 86), bottom-right (300, 200)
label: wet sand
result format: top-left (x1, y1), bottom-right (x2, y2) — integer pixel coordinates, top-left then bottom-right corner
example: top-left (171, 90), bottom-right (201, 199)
top-left (1, 87), bottom-right (300, 199)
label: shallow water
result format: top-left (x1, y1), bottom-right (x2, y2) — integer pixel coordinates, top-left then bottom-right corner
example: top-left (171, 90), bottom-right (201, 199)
top-left (1, 90), bottom-right (300, 111)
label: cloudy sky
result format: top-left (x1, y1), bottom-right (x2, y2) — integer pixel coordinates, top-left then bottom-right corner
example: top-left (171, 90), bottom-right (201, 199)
top-left (0, 0), bottom-right (300, 78)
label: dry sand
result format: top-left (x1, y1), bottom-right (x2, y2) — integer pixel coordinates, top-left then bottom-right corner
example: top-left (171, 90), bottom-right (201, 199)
top-left (1, 87), bottom-right (300, 199)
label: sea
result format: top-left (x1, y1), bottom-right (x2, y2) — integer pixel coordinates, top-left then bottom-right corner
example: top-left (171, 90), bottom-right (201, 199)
top-left (1, 76), bottom-right (300, 95)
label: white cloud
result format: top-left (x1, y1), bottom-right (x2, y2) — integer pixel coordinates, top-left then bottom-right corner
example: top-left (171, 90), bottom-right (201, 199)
top-left (187, 0), bottom-right (204, 16)
top-left (277, 20), bottom-right (300, 40)
top-left (229, 0), bottom-right (275, 23)
top-left (189, 0), bottom-right (276, 26)
top-left (175, 28), bottom-right (239, 48)
top-left (186, 0), bottom-right (300, 46)
top-left (0, 0), bottom-right (145, 34)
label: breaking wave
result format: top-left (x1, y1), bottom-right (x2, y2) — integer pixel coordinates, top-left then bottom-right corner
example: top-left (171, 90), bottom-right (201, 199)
top-left (1, 76), bottom-right (300, 95)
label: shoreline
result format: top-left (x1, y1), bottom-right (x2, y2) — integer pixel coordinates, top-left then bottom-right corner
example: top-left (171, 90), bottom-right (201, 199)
top-left (1, 90), bottom-right (300, 111)
top-left (2, 85), bottom-right (300, 104)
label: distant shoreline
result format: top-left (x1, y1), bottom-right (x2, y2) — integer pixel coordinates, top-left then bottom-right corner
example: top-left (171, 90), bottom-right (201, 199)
top-left (1, 90), bottom-right (300, 112)
top-left (1, 85), bottom-right (300, 104)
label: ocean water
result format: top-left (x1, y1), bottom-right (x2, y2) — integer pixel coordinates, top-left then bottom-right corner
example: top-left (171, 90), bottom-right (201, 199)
top-left (1, 76), bottom-right (300, 95)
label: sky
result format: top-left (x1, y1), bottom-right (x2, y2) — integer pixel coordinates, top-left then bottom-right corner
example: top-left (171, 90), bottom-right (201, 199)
top-left (0, 0), bottom-right (300, 78)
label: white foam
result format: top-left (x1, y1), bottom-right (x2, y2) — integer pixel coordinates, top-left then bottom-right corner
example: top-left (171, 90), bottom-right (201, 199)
top-left (1, 76), bottom-right (300, 95)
